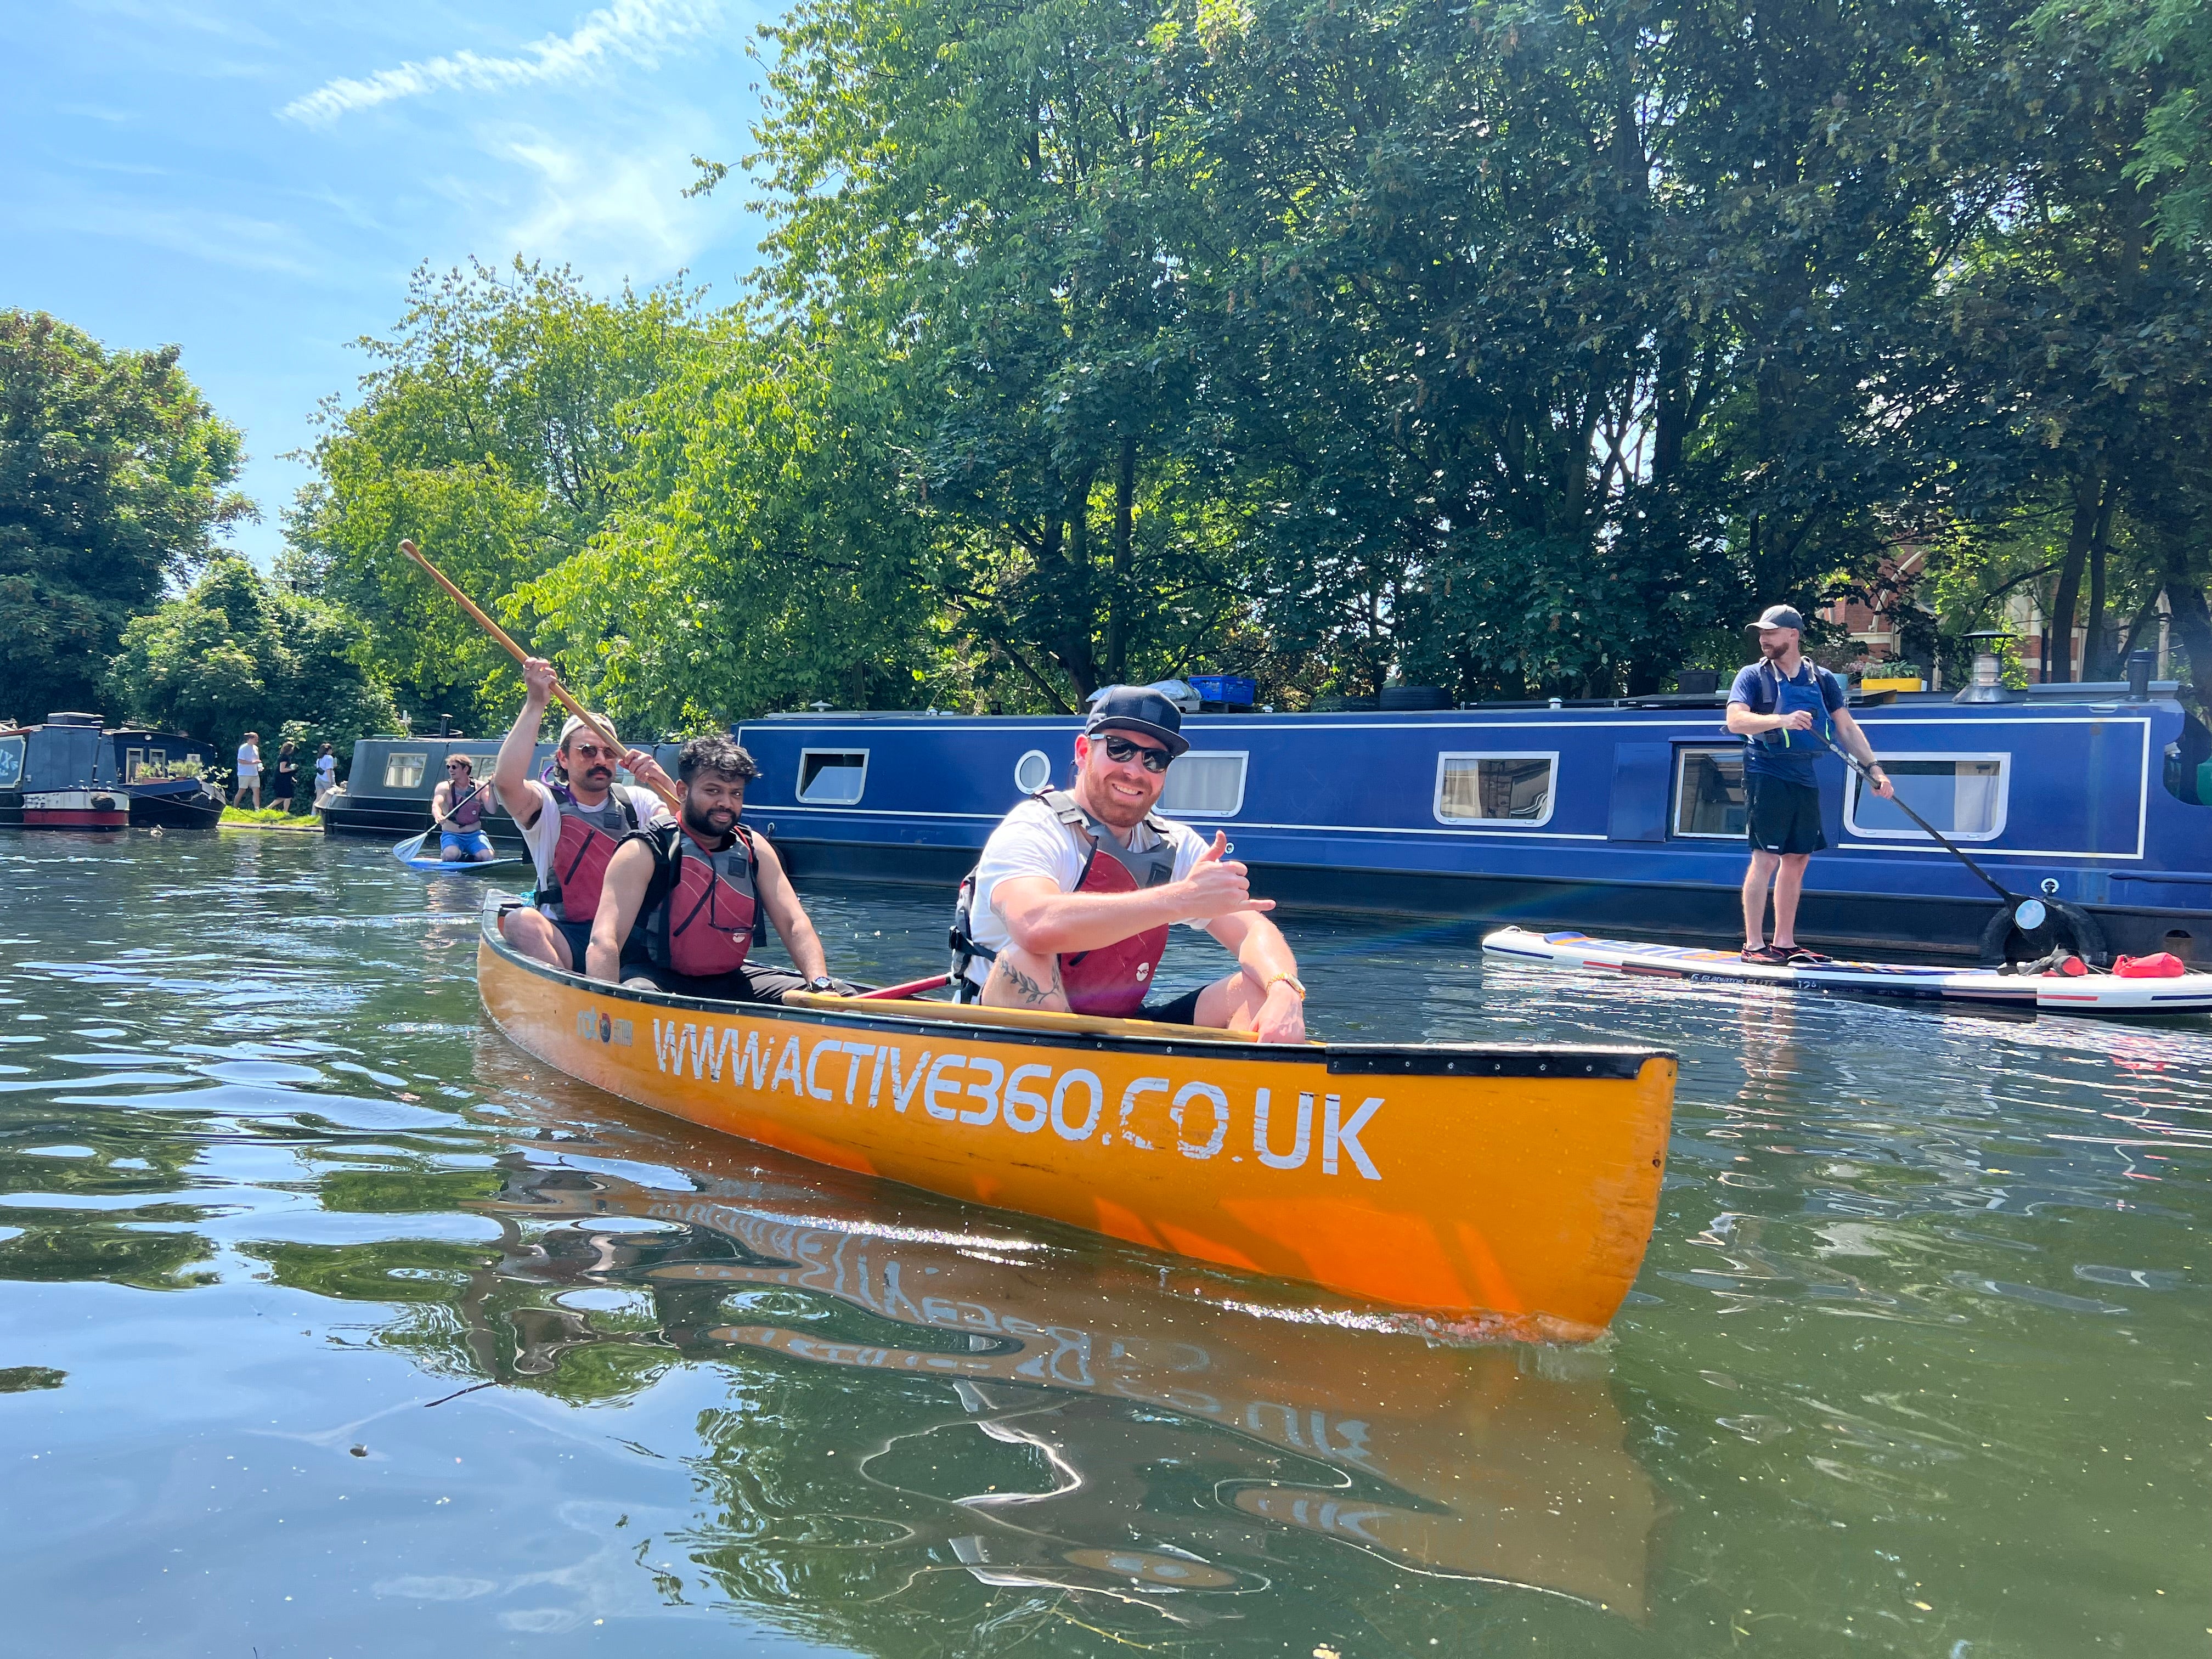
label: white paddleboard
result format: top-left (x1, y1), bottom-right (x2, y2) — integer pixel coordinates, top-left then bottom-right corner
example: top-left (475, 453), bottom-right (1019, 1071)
top-left (1481, 927), bottom-right (2212, 1017)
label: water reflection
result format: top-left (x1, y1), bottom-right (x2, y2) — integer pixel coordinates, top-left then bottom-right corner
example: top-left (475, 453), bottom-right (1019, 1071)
top-left (4, 833), bottom-right (2209, 1656)
top-left (271, 1112), bottom-right (1662, 1638)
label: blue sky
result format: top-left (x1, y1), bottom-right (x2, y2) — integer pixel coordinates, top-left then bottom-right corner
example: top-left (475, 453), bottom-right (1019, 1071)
top-left (3, 0), bottom-right (774, 566)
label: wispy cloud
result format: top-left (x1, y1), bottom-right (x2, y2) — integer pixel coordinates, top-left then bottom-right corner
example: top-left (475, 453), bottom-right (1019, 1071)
top-left (279, 0), bottom-right (721, 126)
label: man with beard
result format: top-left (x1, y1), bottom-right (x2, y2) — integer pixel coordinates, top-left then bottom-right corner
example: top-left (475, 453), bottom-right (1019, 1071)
top-left (950, 686), bottom-right (1307, 1041)
top-left (1725, 605), bottom-right (1895, 964)
top-left (492, 657), bottom-right (678, 970)
top-left (585, 733), bottom-right (853, 1002)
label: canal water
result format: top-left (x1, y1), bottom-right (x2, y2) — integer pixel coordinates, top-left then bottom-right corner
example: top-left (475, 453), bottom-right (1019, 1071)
top-left (0, 830), bottom-right (2204, 1657)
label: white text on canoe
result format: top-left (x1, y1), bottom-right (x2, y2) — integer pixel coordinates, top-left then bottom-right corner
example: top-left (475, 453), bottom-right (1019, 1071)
top-left (642, 1017), bottom-right (1383, 1178)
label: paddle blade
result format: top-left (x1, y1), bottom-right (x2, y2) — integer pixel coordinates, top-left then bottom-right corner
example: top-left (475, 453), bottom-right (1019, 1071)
top-left (394, 832), bottom-right (427, 863)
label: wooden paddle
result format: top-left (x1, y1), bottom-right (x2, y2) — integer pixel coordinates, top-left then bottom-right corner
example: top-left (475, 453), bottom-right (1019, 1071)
top-left (396, 538), bottom-right (680, 812)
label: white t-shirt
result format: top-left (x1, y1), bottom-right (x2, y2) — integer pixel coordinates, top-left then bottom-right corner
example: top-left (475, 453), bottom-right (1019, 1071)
top-left (314, 754), bottom-right (337, 787)
top-left (514, 778), bottom-right (672, 894)
top-left (235, 743), bottom-right (260, 777)
top-left (962, 797), bottom-right (1212, 986)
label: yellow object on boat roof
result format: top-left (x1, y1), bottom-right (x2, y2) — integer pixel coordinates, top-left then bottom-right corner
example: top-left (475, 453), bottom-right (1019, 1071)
top-left (475, 898), bottom-right (1678, 1339)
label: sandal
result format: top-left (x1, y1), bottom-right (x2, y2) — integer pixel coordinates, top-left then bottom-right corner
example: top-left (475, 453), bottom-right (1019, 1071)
top-left (1782, 946), bottom-right (1833, 966)
top-left (1740, 945), bottom-right (1792, 965)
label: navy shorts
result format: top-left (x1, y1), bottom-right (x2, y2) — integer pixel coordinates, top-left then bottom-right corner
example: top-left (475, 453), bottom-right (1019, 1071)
top-left (1746, 775), bottom-right (1826, 856)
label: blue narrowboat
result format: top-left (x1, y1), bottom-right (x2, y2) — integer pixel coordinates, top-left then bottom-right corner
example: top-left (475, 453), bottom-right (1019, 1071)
top-left (0, 714), bottom-right (222, 830)
top-left (725, 676), bottom-right (2212, 964)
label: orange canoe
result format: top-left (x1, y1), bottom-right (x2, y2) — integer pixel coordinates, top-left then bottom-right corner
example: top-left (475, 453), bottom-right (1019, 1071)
top-left (475, 897), bottom-right (1677, 1338)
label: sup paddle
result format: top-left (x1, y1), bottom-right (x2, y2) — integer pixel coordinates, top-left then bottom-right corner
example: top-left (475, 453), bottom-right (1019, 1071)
top-left (1802, 723), bottom-right (2048, 934)
top-left (394, 831), bottom-right (428, 863)
top-left (395, 538), bottom-right (681, 813)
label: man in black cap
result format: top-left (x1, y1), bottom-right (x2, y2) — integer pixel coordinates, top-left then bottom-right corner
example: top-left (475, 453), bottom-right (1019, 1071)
top-left (952, 685), bottom-right (1308, 1040)
top-left (1725, 605), bottom-right (1895, 963)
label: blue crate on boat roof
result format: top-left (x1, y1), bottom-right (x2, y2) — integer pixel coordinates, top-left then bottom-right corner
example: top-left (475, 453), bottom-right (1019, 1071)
top-left (1187, 674), bottom-right (1257, 707)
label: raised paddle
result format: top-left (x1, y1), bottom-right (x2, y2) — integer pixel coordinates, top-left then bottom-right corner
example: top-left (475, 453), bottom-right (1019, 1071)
top-left (394, 538), bottom-right (680, 812)
top-left (1802, 723), bottom-right (2047, 934)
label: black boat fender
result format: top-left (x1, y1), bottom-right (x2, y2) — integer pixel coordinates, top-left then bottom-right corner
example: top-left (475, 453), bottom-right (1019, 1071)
top-left (1980, 900), bottom-right (2108, 969)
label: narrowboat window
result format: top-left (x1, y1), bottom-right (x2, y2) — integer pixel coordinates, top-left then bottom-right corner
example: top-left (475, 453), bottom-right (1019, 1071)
top-left (149, 748), bottom-right (167, 776)
top-left (1434, 753), bottom-right (1556, 827)
top-left (171, 752), bottom-right (201, 779)
top-left (1158, 752), bottom-right (1248, 817)
top-left (1013, 749), bottom-right (1054, 794)
top-left (797, 749), bottom-right (869, 805)
top-left (125, 747), bottom-right (145, 782)
top-left (382, 752), bottom-right (428, 791)
top-left (1674, 748), bottom-right (1747, 838)
top-left (1846, 755), bottom-right (2009, 842)
top-left (0, 735), bottom-right (21, 789)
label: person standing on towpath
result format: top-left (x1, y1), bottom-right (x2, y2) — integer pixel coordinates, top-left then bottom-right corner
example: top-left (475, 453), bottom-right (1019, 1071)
top-left (951, 685), bottom-right (1308, 1041)
top-left (1726, 605), bottom-right (1895, 964)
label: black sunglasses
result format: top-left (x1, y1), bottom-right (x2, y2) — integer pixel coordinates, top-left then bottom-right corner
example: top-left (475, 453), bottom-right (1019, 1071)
top-left (1099, 733), bottom-right (1172, 774)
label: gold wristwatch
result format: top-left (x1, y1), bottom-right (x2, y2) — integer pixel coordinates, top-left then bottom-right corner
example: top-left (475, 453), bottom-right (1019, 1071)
top-left (1263, 972), bottom-right (1307, 1000)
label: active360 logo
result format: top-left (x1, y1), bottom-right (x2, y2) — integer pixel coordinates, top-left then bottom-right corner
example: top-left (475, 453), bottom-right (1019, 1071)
top-left (575, 1007), bottom-right (634, 1047)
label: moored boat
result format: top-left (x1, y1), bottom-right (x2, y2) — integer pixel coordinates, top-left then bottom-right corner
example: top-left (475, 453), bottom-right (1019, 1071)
top-left (1484, 926), bottom-right (2212, 1016)
top-left (476, 895), bottom-right (1678, 1337)
top-left (0, 714), bottom-right (222, 830)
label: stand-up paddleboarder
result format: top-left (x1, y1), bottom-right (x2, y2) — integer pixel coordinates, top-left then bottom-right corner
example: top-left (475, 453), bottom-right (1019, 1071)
top-left (1726, 605), bottom-right (1895, 964)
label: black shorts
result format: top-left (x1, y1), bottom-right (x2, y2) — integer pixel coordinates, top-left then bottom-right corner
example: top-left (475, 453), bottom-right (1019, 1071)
top-left (1138, 986), bottom-right (1206, 1026)
top-left (622, 961), bottom-right (856, 1003)
top-left (1746, 775), bottom-right (1826, 856)
top-left (543, 914), bottom-right (597, 969)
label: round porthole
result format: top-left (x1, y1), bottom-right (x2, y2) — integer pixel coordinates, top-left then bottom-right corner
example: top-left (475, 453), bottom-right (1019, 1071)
top-left (1013, 749), bottom-right (1054, 794)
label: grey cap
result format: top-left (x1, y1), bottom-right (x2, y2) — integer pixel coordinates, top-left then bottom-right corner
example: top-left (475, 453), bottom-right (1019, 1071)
top-left (1747, 605), bottom-right (1805, 632)
top-left (1084, 685), bottom-right (1189, 757)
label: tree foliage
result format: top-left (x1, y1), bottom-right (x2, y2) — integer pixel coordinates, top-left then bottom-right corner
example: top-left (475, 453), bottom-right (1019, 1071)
top-left (105, 558), bottom-right (402, 763)
top-left (296, 0), bottom-right (2212, 713)
top-left (286, 259), bottom-right (708, 733)
top-left (0, 310), bottom-right (252, 723)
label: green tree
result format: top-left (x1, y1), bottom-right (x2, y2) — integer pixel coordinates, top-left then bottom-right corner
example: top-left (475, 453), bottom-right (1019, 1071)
top-left (521, 318), bottom-right (945, 730)
top-left (287, 259), bottom-right (707, 732)
top-left (0, 310), bottom-right (252, 722)
top-left (105, 557), bottom-right (403, 762)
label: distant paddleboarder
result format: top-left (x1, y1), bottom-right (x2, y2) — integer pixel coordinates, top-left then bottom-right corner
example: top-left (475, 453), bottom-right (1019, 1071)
top-left (1726, 606), bottom-right (1894, 964)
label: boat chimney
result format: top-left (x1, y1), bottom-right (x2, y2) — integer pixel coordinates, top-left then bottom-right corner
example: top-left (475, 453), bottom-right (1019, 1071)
top-left (2126, 649), bottom-right (2155, 701)
top-left (1951, 631), bottom-right (2019, 704)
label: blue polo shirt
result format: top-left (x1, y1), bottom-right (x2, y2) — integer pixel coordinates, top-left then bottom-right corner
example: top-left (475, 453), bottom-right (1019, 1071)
top-left (1729, 659), bottom-right (1847, 787)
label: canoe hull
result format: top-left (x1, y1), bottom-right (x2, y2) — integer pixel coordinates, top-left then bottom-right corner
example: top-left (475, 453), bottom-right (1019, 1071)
top-left (477, 904), bottom-right (1676, 1336)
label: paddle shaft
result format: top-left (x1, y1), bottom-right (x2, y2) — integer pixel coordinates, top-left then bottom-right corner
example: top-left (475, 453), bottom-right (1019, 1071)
top-left (396, 538), bottom-right (680, 812)
top-left (1802, 724), bottom-right (2021, 908)
top-left (854, 974), bottom-right (952, 1001)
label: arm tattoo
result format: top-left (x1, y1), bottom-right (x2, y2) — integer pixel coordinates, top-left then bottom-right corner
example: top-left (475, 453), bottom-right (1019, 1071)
top-left (1001, 958), bottom-right (1060, 1007)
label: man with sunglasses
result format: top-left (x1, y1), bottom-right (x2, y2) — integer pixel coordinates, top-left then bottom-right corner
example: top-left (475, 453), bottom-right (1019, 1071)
top-left (492, 657), bottom-right (677, 970)
top-left (429, 753), bottom-right (496, 862)
top-left (953, 686), bottom-right (1307, 1042)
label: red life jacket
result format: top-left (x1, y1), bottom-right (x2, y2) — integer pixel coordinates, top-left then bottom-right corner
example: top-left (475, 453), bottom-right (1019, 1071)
top-left (644, 823), bottom-right (759, 978)
top-left (535, 788), bottom-right (642, 922)
top-left (442, 777), bottom-right (486, 830)
top-left (1041, 789), bottom-right (1178, 1017)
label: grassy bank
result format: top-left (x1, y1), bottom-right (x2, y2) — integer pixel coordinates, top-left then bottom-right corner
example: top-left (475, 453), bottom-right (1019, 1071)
top-left (218, 805), bottom-right (321, 831)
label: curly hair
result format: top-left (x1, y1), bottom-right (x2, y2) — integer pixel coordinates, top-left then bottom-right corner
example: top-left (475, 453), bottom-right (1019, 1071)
top-left (677, 734), bottom-right (760, 784)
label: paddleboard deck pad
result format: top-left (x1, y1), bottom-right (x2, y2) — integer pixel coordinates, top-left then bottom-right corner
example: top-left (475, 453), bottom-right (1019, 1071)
top-left (1482, 927), bottom-right (2212, 1017)
top-left (394, 839), bottom-right (527, 874)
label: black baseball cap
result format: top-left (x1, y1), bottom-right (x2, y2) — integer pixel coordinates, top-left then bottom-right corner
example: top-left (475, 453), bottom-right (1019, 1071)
top-left (1084, 685), bottom-right (1189, 757)
top-left (1747, 604), bottom-right (1805, 632)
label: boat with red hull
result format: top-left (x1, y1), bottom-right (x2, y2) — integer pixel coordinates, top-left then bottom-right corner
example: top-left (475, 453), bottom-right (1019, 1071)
top-left (0, 713), bottom-right (222, 831)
